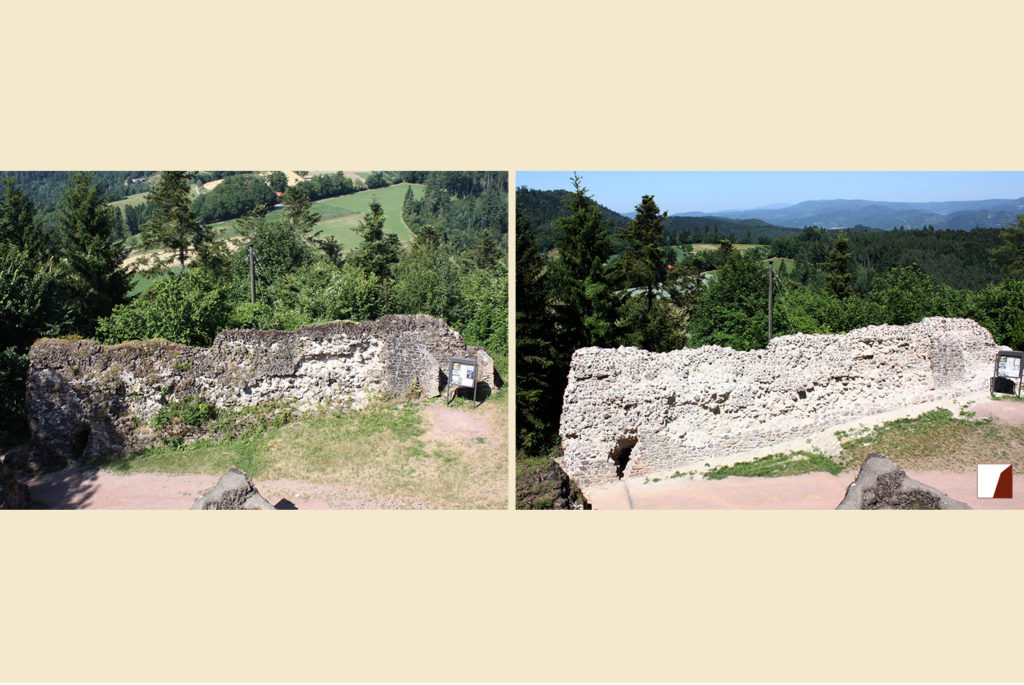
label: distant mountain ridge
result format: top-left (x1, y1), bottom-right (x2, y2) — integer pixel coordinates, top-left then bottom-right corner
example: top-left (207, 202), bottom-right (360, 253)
top-left (516, 187), bottom-right (802, 252)
top-left (674, 197), bottom-right (1024, 230)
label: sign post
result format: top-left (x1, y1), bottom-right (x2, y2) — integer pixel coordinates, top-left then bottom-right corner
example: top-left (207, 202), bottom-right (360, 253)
top-left (446, 356), bottom-right (479, 408)
top-left (991, 350), bottom-right (1024, 397)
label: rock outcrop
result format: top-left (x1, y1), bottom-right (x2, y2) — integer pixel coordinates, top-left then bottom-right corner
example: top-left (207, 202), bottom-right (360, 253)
top-left (0, 464), bottom-right (31, 509)
top-left (515, 458), bottom-right (591, 510)
top-left (837, 454), bottom-right (970, 509)
top-left (27, 315), bottom-right (494, 466)
top-left (559, 318), bottom-right (998, 488)
top-left (191, 467), bottom-right (275, 510)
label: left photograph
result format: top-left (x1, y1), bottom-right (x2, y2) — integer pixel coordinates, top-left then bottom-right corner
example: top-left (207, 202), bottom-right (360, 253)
top-left (0, 170), bottom-right (508, 509)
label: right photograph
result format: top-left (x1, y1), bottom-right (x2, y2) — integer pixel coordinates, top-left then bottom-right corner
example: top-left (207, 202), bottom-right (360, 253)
top-left (515, 171), bottom-right (1024, 510)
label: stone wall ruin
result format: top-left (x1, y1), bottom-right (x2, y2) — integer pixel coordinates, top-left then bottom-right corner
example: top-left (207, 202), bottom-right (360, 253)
top-left (27, 314), bottom-right (495, 465)
top-left (558, 317), bottom-right (998, 488)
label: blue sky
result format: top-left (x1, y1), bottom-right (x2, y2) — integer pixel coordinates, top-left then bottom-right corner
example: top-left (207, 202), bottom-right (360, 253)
top-left (516, 171), bottom-right (1024, 215)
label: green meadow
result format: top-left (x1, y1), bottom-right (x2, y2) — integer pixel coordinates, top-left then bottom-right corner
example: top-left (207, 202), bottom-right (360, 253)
top-left (213, 183), bottom-right (424, 249)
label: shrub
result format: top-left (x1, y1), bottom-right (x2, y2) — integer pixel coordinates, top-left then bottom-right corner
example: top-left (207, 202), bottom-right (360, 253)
top-left (151, 396), bottom-right (218, 429)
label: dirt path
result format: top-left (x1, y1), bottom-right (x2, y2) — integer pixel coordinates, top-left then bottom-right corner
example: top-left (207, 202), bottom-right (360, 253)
top-left (419, 402), bottom-right (493, 445)
top-left (969, 396), bottom-right (1024, 423)
top-left (24, 464), bottom-right (428, 510)
top-left (122, 236), bottom-right (244, 269)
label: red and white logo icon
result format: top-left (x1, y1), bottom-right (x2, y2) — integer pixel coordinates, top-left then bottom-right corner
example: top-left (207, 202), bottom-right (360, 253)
top-left (977, 464), bottom-right (1013, 499)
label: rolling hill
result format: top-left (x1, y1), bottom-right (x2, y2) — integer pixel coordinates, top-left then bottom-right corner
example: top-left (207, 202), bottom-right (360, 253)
top-left (679, 197), bottom-right (1024, 230)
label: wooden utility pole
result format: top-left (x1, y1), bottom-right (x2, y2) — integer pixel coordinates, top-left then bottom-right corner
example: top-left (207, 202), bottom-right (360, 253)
top-left (768, 261), bottom-right (774, 340)
top-left (248, 244), bottom-right (256, 303)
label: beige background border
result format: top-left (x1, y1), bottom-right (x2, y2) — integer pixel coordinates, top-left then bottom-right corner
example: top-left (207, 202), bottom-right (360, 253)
top-left (4, 0), bottom-right (1024, 681)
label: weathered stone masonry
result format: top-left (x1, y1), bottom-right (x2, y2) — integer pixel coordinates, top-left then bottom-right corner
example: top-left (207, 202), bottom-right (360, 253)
top-left (558, 318), bottom-right (998, 488)
top-left (27, 314), bottom-right (494, 464)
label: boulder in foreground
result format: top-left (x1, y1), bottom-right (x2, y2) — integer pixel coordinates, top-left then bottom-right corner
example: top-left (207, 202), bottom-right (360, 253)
top-left (191, 467), bottom-right (275, 510)
top-left (0, 463), bottom-right (31, 509)
top-left (837, 454), bottom-right (970, 510)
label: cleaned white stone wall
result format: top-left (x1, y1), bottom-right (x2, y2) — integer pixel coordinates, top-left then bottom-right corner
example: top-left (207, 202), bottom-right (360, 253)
top-left (558, 318), bottom-right (999, 487)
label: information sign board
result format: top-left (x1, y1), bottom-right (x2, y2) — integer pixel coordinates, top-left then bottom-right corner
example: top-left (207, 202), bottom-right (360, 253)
top-left (447, 356), bottom-right (479, 406)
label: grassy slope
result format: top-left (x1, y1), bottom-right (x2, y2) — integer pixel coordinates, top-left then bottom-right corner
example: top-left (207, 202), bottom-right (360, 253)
top-left (213, 183), bottom-right (425, 250)
top-left (110, 192), bottom-right (150, 211)
top-left (703, 406), bottom-right (1024, 480)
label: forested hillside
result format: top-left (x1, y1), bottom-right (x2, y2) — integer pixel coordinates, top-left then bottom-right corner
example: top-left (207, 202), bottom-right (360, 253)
top-left (516, 187), bottom-right (803, 251)
top-left (0, 170), bottom-right (507, 446)
top-left (515, 178), bottom-right (1024, 487)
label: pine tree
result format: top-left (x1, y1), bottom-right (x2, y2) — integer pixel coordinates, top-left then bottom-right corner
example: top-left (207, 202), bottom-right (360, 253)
top-left (617, 194), bottom-right (669, 313)
top-left (515, 207), bottom-right (559, 454)
top-left (352, 200), bottom-right (400, 306)
top-left (57, 172), bottom-right (130, 334)
top-left (140, 171), bottom-right (212, 271)
top-left (824, 233), bottom-right (854, 299)
top-left (716, 239), bottom-right (735, 267)
top-left (0, 175), bottom-right (46, 257)
top-left (991, 214), bottom-right (1024, 279)
top-left (550, 174), bottom-right (617, 350)
top-left (402, 184), bottom-right (416, 219)
top-left (471, 232), bottom-right (499, 269)
top-left (281, 185), bottom-right (321, 236)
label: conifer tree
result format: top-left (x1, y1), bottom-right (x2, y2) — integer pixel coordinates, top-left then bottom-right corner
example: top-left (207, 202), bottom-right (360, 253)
top-left (617, 194), bottom-right (669, 313)
top-left (824, 233), bottom-right (854, 299)
top-left (515, 207), bottom-right (559, 454)
top-left (281, 184), bottom-right (320, 236)
top-left (991, 214), bottom-right (1024, 279)
top-left (402, 184), bottom-right (416, 218)
top-left (0, 175), bottom-right (46, 258)
top-left (352, 200), bottom-right (400, 306)
top-left (471, 232), bottom-right (499, 269)
top-left (550, 174), bottom-right (617, 350)
top-left (140, 171), bottom-right (212, 271)
top-left (57, 172), bottom-right (130, 334)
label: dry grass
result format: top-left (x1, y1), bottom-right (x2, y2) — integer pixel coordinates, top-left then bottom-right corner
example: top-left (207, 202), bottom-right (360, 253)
top-left (836, 408), bottom-right (1024, 473)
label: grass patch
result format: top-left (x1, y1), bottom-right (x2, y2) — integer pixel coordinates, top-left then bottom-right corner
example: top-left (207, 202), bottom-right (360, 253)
top-left (832, 407), bottom-right (1024, 473)
top-left (711, 406), bottom-right (1024, 480)
top-left (96, 397), bottom-right (505, 509)
top-left (703, 450), bottom-right (842, 480)
top-left (989, 392), bottom-right (1024, 401)
top-left (110, 192), bottom-right (149, 211)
